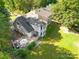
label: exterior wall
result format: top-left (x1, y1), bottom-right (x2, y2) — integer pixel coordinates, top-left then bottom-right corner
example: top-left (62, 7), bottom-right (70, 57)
top-left (31, 23), bottom-right (47, 37)
top-left (31, 24), bottom-right (40, 36)
top-left (39, 19), bottom-right (48, 24)
top-left (26, 32), bottom-right (32, 38)
top-left (39, 25), bottom-right (47, 37)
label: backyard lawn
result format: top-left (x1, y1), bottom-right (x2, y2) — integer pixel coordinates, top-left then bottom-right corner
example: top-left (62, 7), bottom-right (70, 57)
top-left (27, 22), bottom-right (79, 59)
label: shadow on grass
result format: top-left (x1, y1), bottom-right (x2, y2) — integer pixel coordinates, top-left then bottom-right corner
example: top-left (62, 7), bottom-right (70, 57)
top-left (28, 44), bottom-right (76, 59)
top-left (43, 21), bottom-right (62, 41)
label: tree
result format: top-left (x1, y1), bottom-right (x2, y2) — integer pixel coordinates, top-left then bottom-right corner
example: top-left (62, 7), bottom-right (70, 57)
top-left (4, 0), bottom-right (34, 12)
top-left (0, 0), bottom-right (5, 7)
top-left (3, 0), bottom-right (16, 12)
top-left (51, 0), bottom-right (79, 28)
top-left (3, 0), bottom-right (57, 13)
top-left (33, 0), bottom-right (57, 8)
top-left (0, 0), bottom-right (10, 16)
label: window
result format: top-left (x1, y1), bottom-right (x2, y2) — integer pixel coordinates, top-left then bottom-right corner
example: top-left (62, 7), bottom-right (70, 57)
top-left (41, 32), bottom-right (42, 36)
top-left (41, 26), bottom-right (42, 30)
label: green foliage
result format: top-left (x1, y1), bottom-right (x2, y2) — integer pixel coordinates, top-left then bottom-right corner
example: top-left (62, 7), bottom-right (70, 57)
top-left (15, 48), bottom-right (29, 59)
top-left (71, 21), bottom-right (79, 32)
top-left (0, 8), bottom-right (12, 58)
top-left (0, 15), bottom-right (13, 57)
top-left (51, 0), bottom-right (79, 28)
top-left (27, 42), bottom-right (36, 50)
top-left (33, 0), bottom-right (57, 8)
top-left (0, 52), bottom-right (11, 59)
top-left (2, 0), bottom-right (57, 13)
top-left (12, 0), bottom-right (33, 12)
top-left (0, 0), bottom-right (5, 7)
top-left (0, 7), bottom-right (10, 17)
top-left (3, 0), bottom-right (16, 12)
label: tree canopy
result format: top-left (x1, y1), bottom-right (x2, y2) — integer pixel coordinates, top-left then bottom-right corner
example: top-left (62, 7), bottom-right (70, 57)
top-left (1, 0), bottom-right (56, 13)
top-left (51, 0), bottom-right (79, 28)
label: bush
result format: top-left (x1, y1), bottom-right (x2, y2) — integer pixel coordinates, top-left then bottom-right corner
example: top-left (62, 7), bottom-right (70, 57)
top-left (27, 42), bottom-right (36, 50)
top-left (15, 48), bottom-right (29, 59)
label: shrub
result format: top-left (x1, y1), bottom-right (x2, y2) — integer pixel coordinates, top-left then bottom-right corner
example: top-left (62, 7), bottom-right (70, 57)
top-left (27, 42), bottom-right (36, 50)
top-left (15, 48), bottom-right (29, 59)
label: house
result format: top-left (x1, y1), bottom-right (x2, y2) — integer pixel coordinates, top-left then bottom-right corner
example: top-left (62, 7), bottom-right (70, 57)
top-left (12, 8), bottom-right (51, 48)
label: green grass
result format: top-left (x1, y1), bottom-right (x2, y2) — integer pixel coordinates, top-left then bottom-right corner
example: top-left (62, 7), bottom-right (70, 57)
top-left (27, 22), bottom-right (79, 59)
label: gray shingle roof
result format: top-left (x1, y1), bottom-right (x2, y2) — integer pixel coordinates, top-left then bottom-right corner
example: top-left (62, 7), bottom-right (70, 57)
top-left (14, 16), bottom-right (34, 32)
